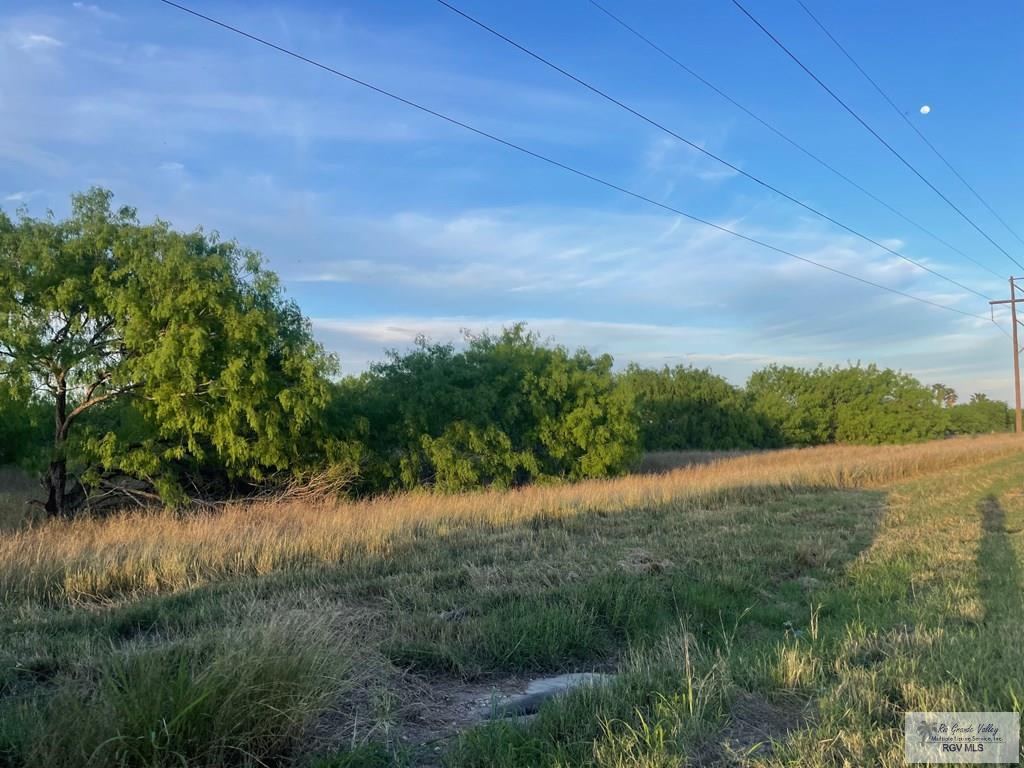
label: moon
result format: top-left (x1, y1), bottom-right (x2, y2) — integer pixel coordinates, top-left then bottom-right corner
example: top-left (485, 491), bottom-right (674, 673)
top-left (919, 105), bottom-right (931, 115)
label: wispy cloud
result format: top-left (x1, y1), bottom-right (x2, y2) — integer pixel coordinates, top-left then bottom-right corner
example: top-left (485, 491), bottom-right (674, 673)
top-left (72, 2), bottom-right (121, 21)
top-left (283, 203), bottom-right (985, 320)
top-left (0, 2), bottom-right (1010, 401)
top-left (313, 316), bottom-right (723, 348)
top-left (311, 315), bottom-right (735, 374)
top-left (645, 135), bottom-right (741, 186)
top-left (18, 33), bottom-right (62, 50)
top-left (0, 139), bottom-right (68, 177)
top-left (2, 189), bottom-right (41, 203)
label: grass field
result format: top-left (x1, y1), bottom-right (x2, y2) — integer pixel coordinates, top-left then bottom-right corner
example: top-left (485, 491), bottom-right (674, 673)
top-left (1, 436), bottom-right (1022, 766)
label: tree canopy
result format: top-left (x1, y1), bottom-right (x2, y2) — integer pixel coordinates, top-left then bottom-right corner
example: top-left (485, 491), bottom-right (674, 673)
top-left (747, 364), bottom-right (949, 446)
top-left (0, 188), bottom-right (335, 513)
top-left (328, 326), bottom-right (640, 493)
top-left (618, 364), bottom-right (778, 450)
top-left (948, 395), bottom-right (1011, 435)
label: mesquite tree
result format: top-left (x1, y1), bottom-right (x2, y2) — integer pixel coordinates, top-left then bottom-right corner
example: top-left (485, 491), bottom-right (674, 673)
top-left (0, 189), bottom-right (335, 515)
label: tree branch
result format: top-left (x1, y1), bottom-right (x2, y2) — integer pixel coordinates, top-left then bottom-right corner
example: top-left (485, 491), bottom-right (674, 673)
top-left (82, 371), bottom-right (112, 403)
top-left (60, 382), bottom-right (141, 436)
top-left (51, 313), bottom-right (74, 345)
top-left (87, 318), bottom-right (117, 347)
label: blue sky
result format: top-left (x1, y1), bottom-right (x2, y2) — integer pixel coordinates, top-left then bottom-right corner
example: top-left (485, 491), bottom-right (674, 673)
top-left (2, 0), bottom-right (1022, 399)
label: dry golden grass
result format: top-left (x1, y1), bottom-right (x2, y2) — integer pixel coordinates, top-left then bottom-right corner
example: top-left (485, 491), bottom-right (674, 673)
top-left (1, 435), bottom-right (1020, 606)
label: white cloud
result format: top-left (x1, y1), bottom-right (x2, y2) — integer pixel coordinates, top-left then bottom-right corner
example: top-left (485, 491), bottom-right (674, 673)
top-left (0, 3), bottom-right (1010, 401)
top-left (19, 33), bottom-right (62, 50)
top-left (645, 136), bottom-right (740, 185)
top-left (312, 315), bottom-right (736, 375)
top-left (282, 203), bottom-right (991, 322)
top-left (0, 15), bottom-right (611, 162)
top-left (313, 316), bottom-right (722, 349)
top-left (3, 189), bottom-right (40, 203)
top-left (263, 198), bottom-right (1007, 396)
top-left (72, 2), bottom-right (120, 21)
top-left (0, 139), bottom-right (68, 176)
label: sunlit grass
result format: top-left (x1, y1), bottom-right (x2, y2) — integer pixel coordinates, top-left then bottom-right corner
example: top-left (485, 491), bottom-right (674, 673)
top-left (1, 436), bottom-right (1022, 766)
top-left (1, 436), bottom-right (1019, 606)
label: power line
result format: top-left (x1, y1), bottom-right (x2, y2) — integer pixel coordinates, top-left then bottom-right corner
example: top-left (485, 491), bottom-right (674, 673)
top-left (431, 0), bottom-right (994, 301)
top-left (156, 0), bottom-right (991, 326)
top-left (795, 0), bottom-right (1024, 251)
top-left (731, 0), bottom-right (1024, 273)
top-left (586, 0), bottom-right (1004, 282)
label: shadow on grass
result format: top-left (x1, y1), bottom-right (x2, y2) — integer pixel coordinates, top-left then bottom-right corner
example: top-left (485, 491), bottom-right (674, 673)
top-left (756, 480), bottom-right (1024, 768)
top-left (365, 485), bottom-right (888, 680)
top-left (1, 483), bottom-right (890, 768)
top-left (978, 495), bottom-right (1022, 622)
top-left (4, 484), bottom-right (889, 679)
top-left (962, 494), bottom-right (1024, 711)
top-left (427, 486), bottom-right (889, 768)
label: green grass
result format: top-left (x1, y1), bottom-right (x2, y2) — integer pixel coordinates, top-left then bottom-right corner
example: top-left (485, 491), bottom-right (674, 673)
top-left (1, 445), bottom-right (1022, 766)
top-left (0, 618), bottom-right (349, 768)
top-left (446, 454), bottom-right (1024, 768)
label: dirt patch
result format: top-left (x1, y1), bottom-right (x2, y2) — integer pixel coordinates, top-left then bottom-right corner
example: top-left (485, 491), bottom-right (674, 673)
top-left (397, 675), bottom-right (526, 747)
top-left (305, 670), bottom-right (492, 764)
top-left (698, 692), bottom-right (810, 766)
top-left (311, 668), bottom-right (613, 765)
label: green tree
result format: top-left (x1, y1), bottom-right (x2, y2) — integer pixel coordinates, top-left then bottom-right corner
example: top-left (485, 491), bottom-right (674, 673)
top-left (948, 394), bottom-right (1011, 434)
top-left (0, 380), bottom-right (50, 469)
top-left (832, 366), bottom-right (947, 444)
top-left (330, 326), bottom-right (639, 493)
top-left (747, 364), bottom-right (948, 446)
top-left (931, 382), bottom-right (958, 408)
top-left (0, 189), bottom-right (335, 515)
top-left (746, 365), bottom-right (833, 446)
top-left (619, 364), bottom-right (777, 450)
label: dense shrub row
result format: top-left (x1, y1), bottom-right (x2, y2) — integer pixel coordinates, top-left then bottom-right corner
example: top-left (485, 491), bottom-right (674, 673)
top-left (324, 326), bottom-right (639, 493)
top-left (0, 190), bottom-right (1012, 509)
top-left (319, 342), bottom-right (1009, 494)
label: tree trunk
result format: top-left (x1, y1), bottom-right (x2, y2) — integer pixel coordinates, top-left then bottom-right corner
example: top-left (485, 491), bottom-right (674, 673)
top-left (43, 459), bottom-right (68, 517)
top-left (44, 375), bottom-right (69, 517)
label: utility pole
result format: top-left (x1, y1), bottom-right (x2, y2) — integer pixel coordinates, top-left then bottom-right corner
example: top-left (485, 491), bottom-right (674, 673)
top-left (989, 277), bottom-right (1024, 434)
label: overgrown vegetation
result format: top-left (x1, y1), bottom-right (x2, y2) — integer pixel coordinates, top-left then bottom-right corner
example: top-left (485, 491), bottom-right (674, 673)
top-left (0, 191), bottom-right (1013, 510)
top-left (0, 438), bottom-right (1021, 766)
top-left (2, 618), bottom-right (344, 768)
top-left (0, 193), bottom-right (1013, 510)
top-left (621, 364), bottom-right (777, 450)
top-left (2, 189), bottom-right (1021, 764)
top-left (327, 327), bottom-right (640, 494)
top-left (0, 189), bottom-right (335, 514)
top-left (446, 454), bottom-right (1024, 767)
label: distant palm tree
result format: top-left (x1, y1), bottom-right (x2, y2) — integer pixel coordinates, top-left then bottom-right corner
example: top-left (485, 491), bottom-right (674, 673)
top-left (932, 383), bottom-right (958, 408)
